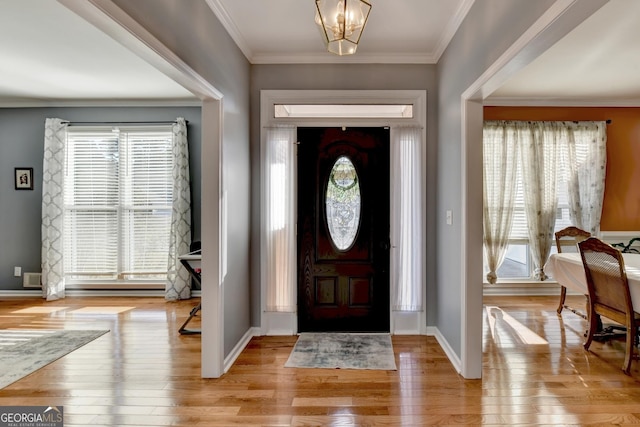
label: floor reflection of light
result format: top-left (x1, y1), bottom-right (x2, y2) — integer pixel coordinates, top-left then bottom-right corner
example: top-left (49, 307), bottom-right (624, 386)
top-left (485, 306), bottom-right (548, 345)
top-left (128, 310), bottom-right (168, 321)
top-left (483, 305), bottom-right (582, 425)
top-left (0, 329), bottom-right (57, 346)
top-left (69, 306), bottom-right (135, 314)
top-left (397, 351), bottom-right (423, 425)
top-left (12, 307), bottom-right (69, 314)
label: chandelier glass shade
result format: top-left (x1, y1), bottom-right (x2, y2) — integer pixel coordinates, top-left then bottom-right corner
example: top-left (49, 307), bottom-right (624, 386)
top-left (315, 0), bottom-right (372, 56)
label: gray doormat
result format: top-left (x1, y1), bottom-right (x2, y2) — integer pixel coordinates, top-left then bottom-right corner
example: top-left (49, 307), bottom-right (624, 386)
top-left (284, 333), bottom-right (397, 370)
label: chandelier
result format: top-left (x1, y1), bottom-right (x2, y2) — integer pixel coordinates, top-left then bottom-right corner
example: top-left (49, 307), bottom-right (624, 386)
top-left (315, 0), bottom-right (372, 56)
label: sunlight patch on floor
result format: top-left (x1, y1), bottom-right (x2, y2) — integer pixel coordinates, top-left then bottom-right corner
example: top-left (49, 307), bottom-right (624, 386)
top-left (12, 307), bottom-right (69, 314)
top-left (69, 306), bottom-right (135, 314)
top-left (485, 305), bottom-right (548, 345)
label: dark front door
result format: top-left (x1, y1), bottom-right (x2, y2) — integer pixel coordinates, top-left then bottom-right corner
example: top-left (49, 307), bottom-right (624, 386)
top-left (297, 127), bottom-right (390, 332)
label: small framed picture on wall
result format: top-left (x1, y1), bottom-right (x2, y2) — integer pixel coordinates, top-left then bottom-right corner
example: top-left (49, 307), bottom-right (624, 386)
top-left (15, 167), bottom-right (33, 190)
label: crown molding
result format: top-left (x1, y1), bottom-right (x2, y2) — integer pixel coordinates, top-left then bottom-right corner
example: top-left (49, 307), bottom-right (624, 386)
top-left (432, 0), bottom-right (475, 62)
top-left (250, 51), bottom-right (435, 65)
top-left (204, 0), bottom-right (253, 61)
top-left (484, 97), bottom-right (640, 107)
top-left (0, 99), bottom-right (202, 108)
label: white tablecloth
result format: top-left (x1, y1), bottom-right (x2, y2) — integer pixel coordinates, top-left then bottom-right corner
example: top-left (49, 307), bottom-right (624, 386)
top-left (544, 252), bottom-right (640, 310)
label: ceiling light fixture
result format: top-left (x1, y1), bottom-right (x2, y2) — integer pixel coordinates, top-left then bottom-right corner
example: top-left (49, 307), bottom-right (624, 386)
top-left (315, 0), bottom-right (372, 56)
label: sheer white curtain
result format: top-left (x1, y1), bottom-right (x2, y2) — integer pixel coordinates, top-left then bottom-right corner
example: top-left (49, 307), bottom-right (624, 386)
top-left (519, 122), bottom-right (560, 281)
top-left (166, 118), bottom-right (192, 300)
top-left (482, 122), bottom-right (518, 284)
top-left (483, 120), bottom-right (606, 282)
top-left (264, 126), bottom-right (296, 312)
top-left (391, 127), bottom-right (423, 311)
top-left (41, 118), bottom-right (68, 301)
top-left (563, 121), bottom-right (607, 235)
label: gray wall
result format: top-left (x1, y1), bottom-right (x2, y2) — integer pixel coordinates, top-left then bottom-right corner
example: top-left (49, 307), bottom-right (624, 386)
top-left (113, 0), bottom-right (252, 356)
top-left (435, 0), bottom-right (564, 356)
top-left (0, 106), bottom-right (201, 291)
top-left (250, 64), bottom-right (438, 326)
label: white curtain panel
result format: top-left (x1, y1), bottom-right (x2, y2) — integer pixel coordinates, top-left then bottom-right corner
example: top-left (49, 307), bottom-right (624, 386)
top-left (41, 118), bottom-right (68, 301)
top-left (518, 122), bottom-right (560, 281)
top-left (165, 118), bottom-right (192, 300)
top-left (264, 126), bottom-right (296, 312)
top-left (391, 127), bottom-right (423, 311)
top-left (563, 121), bottom-right (607, 236)
top-left (482, 122), bottom-right (518, 284)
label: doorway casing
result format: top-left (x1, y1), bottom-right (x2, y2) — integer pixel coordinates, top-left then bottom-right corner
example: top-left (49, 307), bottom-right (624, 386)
top-left (260, 89), bottom-right (427, 336)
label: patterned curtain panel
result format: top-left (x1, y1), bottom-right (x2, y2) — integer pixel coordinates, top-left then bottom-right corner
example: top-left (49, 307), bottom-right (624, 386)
top-left (482, 122), bottom-right (518, 284)
top-left (41, 118), bottom-right (68, 301)
top-left (518, 122), bottom-right (560, 281)
top-left (165, 118), bottom-right (192, 300)
top-left (391, 127), bottom-right (424, 311)
top-left (563, 121), bottom-right (607, 235)
top-left (264, 125), bottom-right (296, 312)
top-left (483, 120), bottom-right (607, 282)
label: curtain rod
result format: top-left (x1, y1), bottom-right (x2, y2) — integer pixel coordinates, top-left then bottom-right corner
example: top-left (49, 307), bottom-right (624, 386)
top-left (571, 119), bottom-right (611, 124)
top-left (62, 120), bottom-right (188, 126)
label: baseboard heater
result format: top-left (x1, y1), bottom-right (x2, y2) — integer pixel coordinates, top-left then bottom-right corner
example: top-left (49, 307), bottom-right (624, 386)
top-left (23, 272), bottom-right (42, 288)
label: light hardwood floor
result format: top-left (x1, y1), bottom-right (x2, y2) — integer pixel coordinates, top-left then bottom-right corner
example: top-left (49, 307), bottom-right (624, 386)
top-left (1, 295), bottom-right (640, 426)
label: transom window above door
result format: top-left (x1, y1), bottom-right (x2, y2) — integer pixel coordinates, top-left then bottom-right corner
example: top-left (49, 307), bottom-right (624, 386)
top-left (274, 104), bottom-right (413, 118)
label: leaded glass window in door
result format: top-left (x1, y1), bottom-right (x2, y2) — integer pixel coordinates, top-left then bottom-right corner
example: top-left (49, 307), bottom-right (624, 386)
top-left (326, 156), bottom-right (361, 251)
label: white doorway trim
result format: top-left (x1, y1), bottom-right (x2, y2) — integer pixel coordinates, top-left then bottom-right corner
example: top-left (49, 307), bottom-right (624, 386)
top-left (62, 0), bottom-right (226, 378)
top-left (260, 89), bottom-right (427, 336)
top-left (459, 0), bottom-right (609, 379)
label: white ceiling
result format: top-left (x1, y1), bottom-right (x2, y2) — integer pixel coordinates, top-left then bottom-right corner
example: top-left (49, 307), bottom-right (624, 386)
top-left (207, 0), bottom-right (474, 64)
top-left (488, 0), bottom-right (640, 105)
top-left (0, 0), bottom-right (196, 105)
top-left (0, 0), bottom-right (637, 106)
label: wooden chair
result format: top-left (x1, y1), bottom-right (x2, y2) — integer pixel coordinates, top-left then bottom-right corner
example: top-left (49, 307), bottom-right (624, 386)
top-left (555, 226), bottom-right (591, 315)
top-left (579, 237), bottom-right (640, 375)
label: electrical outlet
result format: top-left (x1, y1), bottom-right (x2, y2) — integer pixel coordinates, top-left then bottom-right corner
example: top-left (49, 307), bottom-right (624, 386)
top-left (14, 266), bottom-right (22, 277)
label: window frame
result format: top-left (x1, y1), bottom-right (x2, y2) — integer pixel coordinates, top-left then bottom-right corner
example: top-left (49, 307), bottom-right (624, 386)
top-left (63, 125), bottom-right (174, 289)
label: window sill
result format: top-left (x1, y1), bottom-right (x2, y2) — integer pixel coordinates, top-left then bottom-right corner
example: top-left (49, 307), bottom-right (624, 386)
top-left (65, 282), bottom-right (164, 290)
top-left (483, 280), bottom-right (568, 296)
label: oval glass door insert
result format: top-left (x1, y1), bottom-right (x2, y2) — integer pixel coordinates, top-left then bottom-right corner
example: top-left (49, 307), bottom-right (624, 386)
top-left (326, 156), bottom-right (361, 250)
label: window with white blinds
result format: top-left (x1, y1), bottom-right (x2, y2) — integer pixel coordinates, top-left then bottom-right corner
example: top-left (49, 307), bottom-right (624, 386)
top-left (508, 161), bottom-right (573, 241)
top-left (64, 126), bottom-right (173, 282)
top-left (490, 124), bottom-right (597, 279)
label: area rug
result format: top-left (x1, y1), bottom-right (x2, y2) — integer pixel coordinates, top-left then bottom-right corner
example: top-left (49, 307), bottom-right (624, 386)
top-left (0, 329), bottom-right (109, 389)
top-left (284, 333), bottom-right (397, 370)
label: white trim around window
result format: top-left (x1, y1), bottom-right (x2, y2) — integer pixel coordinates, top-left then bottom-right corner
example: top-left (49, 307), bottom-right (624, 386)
top-left (260, 90), bottom-right (427, 336)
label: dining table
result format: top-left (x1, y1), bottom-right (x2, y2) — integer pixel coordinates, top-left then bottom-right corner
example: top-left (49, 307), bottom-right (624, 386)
top-left (544, 252), bottom-right (640, 312)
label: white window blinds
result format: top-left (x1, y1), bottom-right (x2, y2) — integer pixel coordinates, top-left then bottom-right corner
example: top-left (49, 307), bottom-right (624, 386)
top-left (64, 126), bottom-right (173, 281)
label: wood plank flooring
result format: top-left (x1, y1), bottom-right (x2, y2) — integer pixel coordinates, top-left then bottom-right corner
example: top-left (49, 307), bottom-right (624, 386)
top-left (1, 295), bottom-right (640, 426)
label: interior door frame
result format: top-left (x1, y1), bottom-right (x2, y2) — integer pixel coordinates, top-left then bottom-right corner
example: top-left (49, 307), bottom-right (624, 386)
top-left (260, 90), bottom-right (427, 336)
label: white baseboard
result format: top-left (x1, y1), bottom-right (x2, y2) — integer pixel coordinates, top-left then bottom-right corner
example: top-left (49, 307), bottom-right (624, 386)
top-left (392, 311), bottom-right (424, 335)
top-left (483, 282), bottom-right (564, 296)
top-left (0, 289), bottom-right (201, 298)
top-left (432, 326), bottom-right (462, 375)
top-left (0, 290), bottom-right (43, 298)
top-left (263, 311), bottom-right (297, 335)
top-left (224, 327), bottom-right (259, 374)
